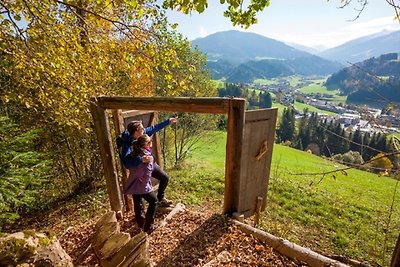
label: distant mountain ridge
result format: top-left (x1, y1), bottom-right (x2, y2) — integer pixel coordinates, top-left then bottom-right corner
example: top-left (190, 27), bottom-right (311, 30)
top-left (192, 30), bottom-right (311, 64)
top-left (192, 30), bottom-right (343, 82)
top-left (318, 30), bottom-right (400, 64)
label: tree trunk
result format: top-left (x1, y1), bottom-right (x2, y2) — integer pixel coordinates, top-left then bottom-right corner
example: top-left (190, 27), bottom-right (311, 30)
top-left (232, 220), bottom-right (349, 267)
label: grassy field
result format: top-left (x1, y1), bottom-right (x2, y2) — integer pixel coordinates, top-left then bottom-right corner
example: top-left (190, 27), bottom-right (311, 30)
top-left (212, 79), bottom-right (225, 89)
top-left (299, 84), bottom-right (347, 103)
top-left (272, 100), bottom-right (336, 116)
top-left (286, 76), bottom-right (303, 87)
top-left (271, 102), bottom-right (287, 117)
top-left (167, 131), bottom-right (400, 266)
top-left (293, 101), bottom-right (336, 115)
top-left (254, 76), bottom-right (304, 87)
top-left (254, 78), bottom-right (276, 85)
top-left (299, 84), bottom-right (336, 95)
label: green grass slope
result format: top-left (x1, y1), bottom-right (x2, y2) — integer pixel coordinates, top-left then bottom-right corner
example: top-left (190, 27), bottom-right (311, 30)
top-left (167, 131), bottom-right (399, 266)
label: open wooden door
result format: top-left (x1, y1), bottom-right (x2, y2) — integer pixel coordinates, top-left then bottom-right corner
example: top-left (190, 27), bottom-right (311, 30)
top-left (236, 108), bottom-right (278, 218)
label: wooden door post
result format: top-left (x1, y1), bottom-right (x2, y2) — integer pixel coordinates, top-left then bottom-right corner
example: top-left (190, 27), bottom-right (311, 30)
top-left (148, 112), bottom-right (163, 167)
top-left (112, 109), bottom-right (132, 212)
top-left (90, 101), bottom-right (123, 219)
top-left (223, 98), bottom-right (245, 215)
top-left (391, 233), bottom-right (400, 267)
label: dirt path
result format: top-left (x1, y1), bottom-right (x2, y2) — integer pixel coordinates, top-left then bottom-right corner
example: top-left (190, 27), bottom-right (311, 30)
top-left (59, 206), bottom-right (306, 266)
top-left (147, 209), bottom-right (306, 267)
top-left (4, 198), bottom-right (306, 266)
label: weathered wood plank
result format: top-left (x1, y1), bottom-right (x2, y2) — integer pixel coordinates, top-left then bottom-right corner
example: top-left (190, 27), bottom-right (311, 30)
top-left (92, 222), bottom-right (120, 257)
top-left (158, 203), bottom-right (185, 229)
top-left (94, 96), bottom-right (232, 114)
top-left (254, 196), bottom-right (263, 227)
top-left (100, 232), bottom-right (149, 267)
top-left (237, 108), bottom-right (277, 218)
top-left (148, 112), bottom-right (162, 166)
top-left (119, 238), bottom-right (149, 267)
top-left (95, 211), bottom-right (117, 232)
top-left (99, 232), bottom-right (131, 259)
top-left (223, 98), bottom-right (245, 214)
top-left (121, 110), bottom-right (154, 118)
top-left (90, 102), bottom-right (123, 217)
top-left (112, 109), bottom-right (133, 213)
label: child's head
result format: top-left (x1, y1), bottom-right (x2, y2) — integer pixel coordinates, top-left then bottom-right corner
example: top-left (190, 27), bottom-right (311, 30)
top-left (137, 134), bottom-right (152, 148)
top-left (131, 134), bottom-right (152, 157)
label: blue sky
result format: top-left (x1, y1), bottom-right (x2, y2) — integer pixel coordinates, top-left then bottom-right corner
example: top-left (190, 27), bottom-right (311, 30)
top-left (165, 0), bottom-right (400, 49)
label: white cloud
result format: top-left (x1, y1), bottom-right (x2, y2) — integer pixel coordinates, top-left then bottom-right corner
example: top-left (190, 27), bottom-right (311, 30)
top-left (199, 26), bottom-right (208, 37)
top-left (272, 16), bottom-right (399, 49)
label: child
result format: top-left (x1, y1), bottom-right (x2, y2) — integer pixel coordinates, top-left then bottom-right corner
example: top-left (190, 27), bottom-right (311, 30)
top-left (123, 134), bottom-right (157, 234)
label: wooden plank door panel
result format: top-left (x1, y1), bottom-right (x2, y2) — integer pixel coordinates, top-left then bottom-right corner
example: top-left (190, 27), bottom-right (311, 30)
top-left (238, 108), bottom-right (278, 218)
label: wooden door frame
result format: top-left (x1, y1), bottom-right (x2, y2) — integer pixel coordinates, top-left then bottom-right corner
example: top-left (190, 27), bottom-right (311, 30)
top-left (90, 96), bottom-right (245, 218)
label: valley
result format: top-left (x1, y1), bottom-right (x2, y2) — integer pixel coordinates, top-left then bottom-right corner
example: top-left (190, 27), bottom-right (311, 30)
top-left (198, 30), bottom-right (400, 137)
top-left (226, 75), bottom-right (400, 136)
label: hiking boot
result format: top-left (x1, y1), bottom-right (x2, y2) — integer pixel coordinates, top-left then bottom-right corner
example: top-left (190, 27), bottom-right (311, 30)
top-left (144, 224), bottom-right (157, 235)
top-left (157, 198), bottom-right (173, 207)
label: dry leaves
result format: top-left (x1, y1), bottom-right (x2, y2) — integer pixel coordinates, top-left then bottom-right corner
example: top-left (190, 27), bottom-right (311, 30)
top-left (9, 205), bottom-right (307, 266)
top-left (146, 209), bottom-right (307, 267)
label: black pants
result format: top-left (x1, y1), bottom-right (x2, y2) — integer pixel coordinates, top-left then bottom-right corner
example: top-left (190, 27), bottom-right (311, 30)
top-left (132, 192), bottom-right (158, 231)
top-left (152, 163), bottom-right (169, 201)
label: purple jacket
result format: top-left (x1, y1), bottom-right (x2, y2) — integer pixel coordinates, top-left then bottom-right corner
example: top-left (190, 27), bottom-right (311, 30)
top-left (124, 148), bottom-right (154, 195)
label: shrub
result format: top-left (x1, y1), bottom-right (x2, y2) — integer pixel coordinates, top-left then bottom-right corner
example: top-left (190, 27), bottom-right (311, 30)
top-left (333, 150), bottom-right (364, 166)
top-left (0, 115), bottom-right (52, 228)
top-left (368, 152), bottom-right (393, 173)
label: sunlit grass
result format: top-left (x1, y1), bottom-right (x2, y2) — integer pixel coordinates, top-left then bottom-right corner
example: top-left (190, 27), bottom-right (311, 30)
top-left (267, 145), bottom-right (399, 264)
top-left (166, 131), bottom-right (400, 266)
top-left (286, 76), bottom-right (302, 87)
top-left (272, 102), bottom-right (286, 117)
top-left (254, 78), bottom-right (276, 85)
top-left (299, 84), bottom-right (347, 104)
top-left (299, 84), bottom-right (337, 95)
top-left (293, 101), bottom-right (336, 115)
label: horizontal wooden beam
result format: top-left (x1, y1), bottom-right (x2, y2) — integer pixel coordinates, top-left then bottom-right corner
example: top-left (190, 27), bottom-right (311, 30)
top-left (121, 110), bottom-right (154, 118)
top-left (92, 96), bottom-right (241, 114)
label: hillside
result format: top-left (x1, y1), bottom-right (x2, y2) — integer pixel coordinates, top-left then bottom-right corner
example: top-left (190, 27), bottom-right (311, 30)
top-left (178, 131), bottom-right (400, 266)
top-left (318, 30), bottom-right (400, 64)
top-left (192, 30), bottom-right (310, 64)
top-left (4, 134), bottom-right (399, 266)
top-left (192, 30), bottom-right (343, 81)
top-left (325, 53), bottom-right (400, 105)
top-left (226, 56), bottom-right (342, 83)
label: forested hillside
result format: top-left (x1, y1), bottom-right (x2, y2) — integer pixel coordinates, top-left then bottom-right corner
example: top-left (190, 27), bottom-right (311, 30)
top-left (225, 56), bottom-right (342, 83)
top-left (325, 53), bottom-right (400, 105)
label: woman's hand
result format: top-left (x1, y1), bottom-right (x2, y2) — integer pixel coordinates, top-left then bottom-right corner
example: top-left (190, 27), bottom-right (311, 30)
top-left (169, 117), bottom-right (178, 124)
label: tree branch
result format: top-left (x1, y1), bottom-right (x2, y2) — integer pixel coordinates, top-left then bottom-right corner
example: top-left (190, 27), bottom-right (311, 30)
top-left (0, 3), bottom-right (29, 47)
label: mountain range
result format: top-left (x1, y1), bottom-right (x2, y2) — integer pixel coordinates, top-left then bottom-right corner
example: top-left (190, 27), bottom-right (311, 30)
top-left (191, 30), bottom-right (400, 82)
top-left (318, 30), bottom-right (400, 64)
